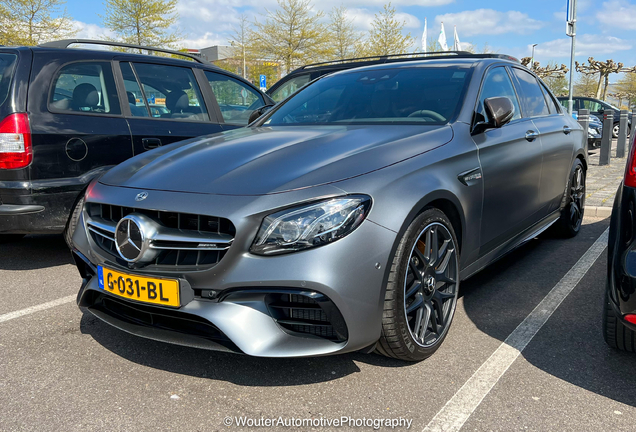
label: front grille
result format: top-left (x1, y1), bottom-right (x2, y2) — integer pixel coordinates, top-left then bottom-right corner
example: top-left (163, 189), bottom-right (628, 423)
top-left (86, 203), bottom-right (235, 270)
top-left (267, 293), bottom-right (347, 341)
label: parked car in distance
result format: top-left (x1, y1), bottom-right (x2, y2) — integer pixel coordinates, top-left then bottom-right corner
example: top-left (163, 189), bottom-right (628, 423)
top-left (558, 96), bottom-right (630, 138)
top-left (605, 134), bottom-right (636, 352)
top-left (72, 53), bottom-right (586, 361)
top-left (572, 110), bottom-right (603, 150)
top-left (0, 39), bottom-right (272, 245)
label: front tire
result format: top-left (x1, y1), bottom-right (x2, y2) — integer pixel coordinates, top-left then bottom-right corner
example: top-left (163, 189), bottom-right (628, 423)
top-left (376, 208), bottom-right (460, 362)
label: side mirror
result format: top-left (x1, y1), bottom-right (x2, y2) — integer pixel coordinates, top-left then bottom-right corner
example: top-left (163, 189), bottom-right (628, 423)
top-left (598, 107), bottom-right (604, 114)
top-left (248, 104), bottom-right (275, 124)
top-left (472, 97), bottom-right (515, 135)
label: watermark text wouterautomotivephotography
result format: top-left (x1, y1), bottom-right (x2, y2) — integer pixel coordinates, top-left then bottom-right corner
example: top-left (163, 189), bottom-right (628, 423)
top-left (223, 416), bottom-right (413, 429)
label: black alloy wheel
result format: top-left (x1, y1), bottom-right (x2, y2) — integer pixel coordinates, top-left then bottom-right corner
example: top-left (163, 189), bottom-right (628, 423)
top-left (554, 159), bottom-right (585, 238)
top-left (377, 208), bottom-right (460, 361)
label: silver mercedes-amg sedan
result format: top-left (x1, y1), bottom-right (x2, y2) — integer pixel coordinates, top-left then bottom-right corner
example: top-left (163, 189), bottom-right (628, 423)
top-left (71, 54), bottom-right (586, 361)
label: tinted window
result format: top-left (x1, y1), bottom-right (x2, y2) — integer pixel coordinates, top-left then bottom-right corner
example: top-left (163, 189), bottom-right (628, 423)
top-left (511, 68), bottom-right (549, 117)
top-left (269, 73), bottom-right (312, 102)
top-left (132, 63), bottom-right (208, 122)
top-left (540, 82), bottom-right (561, 114)
top-left (49, 62), bottom-right (121, 115)
top-left (476, 67), bottom-right (521, 123)
top-left (120, 62), bottom-right (149, 117)
top-left (0, 54), bottom-right (17, 108)
top-left (265, 67), bottom-right (471, 125)
top-left (205, 71), bottom-right (264, 125)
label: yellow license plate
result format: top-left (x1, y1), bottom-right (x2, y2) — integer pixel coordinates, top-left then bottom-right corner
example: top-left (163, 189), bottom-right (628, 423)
top-left (97, 266), bottom-right (180, 307)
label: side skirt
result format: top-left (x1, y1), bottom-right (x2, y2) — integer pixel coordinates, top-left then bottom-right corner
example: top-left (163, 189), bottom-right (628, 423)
top-left (460, 210), bottom-right (561, 281)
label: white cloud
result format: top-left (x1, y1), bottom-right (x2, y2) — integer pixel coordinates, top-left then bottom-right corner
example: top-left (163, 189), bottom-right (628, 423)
top-left (72, 21), bottom-right (115, 40)
top-left (434, 9), bottom-right (545, 36)
top-left (597, 0), bottom-right (636, 30)
top-left (179, 32), bottom-right (226, 49)
top-left (532, 34), bottom-right (632, 58)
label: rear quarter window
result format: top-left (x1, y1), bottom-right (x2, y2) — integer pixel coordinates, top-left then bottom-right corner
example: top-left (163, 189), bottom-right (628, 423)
top-left (0, 54), bottom-right (18, 108)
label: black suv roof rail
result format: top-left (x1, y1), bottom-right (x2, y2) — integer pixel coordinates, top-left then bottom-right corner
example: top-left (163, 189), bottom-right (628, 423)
top-left (300, 51), bottom-right (520, 69)
top-left (39, 39), bottom-right (211, 65)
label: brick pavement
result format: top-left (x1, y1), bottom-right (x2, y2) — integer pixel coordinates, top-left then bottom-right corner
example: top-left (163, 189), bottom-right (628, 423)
top-left (586, 139), bottom-right (626, 215)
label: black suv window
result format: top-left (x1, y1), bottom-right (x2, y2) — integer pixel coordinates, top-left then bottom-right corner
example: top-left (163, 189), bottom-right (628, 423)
top-left (49, 62), bottom-right (121, 115)
top-left (132, 63), bottom-right (208, 122)
top-left (120, 62), bottom-right (149, 117)
top-left (204, 71), bottom-right (264, 125)
top-left (511, 68), bottom-right (549, 117)
top-left (269, 73), bottom-right (312, 102)
top-left (0, 54), bottom-right (17, 108)
top-left (476, 67), bottom-right (521, 123)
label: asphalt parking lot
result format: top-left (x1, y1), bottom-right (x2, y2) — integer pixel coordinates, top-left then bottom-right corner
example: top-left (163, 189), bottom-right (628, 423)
top-left (1, 215), bottom-right (635, 431)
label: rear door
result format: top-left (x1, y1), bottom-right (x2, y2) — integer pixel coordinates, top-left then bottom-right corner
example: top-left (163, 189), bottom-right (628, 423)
top-left (473, 65), bottom-right (544, 254)
top-left (28, 53), bottom-right (132, 191)
top-left (117, 61), bottom-right (223, 155)
top-left (510, 67), bottom-right (575, 214)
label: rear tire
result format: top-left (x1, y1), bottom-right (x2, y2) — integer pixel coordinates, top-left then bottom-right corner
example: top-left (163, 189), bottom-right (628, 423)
top-left (0, 234), bottom-right (25, 244)
top-left (603, 289), bottom-right (636, 352)
top-left (553, 159), bottom-right (585, 238)
top-left (64, 195), bottom-right (85, 249)
top-left (376, 208), bottom-right (460, 362)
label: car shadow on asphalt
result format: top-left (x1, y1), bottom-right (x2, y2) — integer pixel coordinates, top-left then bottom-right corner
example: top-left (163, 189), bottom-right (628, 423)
top-left (0, 235), bottom-right (73, 270)
top-left (79, 312), bottom-right (411, 386)
top-left (461, 217), bottom-right (636, 408)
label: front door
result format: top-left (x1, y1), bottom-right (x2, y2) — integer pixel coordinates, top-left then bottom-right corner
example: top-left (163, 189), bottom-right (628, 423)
top-left (472, 66), bottom-right (544, 255)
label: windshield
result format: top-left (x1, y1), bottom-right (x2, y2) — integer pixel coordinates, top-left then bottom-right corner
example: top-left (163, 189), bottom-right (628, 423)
top-left (0, 54), bottom-right (18, 108)
top-left (264, 66), bottom-right (472, 126)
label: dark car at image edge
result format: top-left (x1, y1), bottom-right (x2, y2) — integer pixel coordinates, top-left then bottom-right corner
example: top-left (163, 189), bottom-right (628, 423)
top-left (71, 52), bottom-right (587, 361)
top-left (0, 39), bottom-right (272, 245)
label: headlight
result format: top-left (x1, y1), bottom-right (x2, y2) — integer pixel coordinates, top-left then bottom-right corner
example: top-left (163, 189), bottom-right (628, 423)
top-left (250, 195), bottom-right (372, 255)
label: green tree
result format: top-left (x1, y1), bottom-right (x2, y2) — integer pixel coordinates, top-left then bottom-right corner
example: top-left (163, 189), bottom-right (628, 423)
top-left (328, 6), bottom-right (363, 60)
top-left (364, 3), bottom-right (413, 56)
top-left (615, 73), bottom-right (636, 108)
top-left (0, 0), bottom-right (75, 46)
top-left (251, 0), bottom-right (333, 74)
top-left (228, 14), bottom-right (253, 79)
top-left (101, 0), bottom-right (181, 48)
top-left (574, 72), bottom-right (598, 97)
top-left (544, 74), bottom-right (569, 97)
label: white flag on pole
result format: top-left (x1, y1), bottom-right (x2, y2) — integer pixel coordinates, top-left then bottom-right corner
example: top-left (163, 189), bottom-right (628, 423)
top-left (438, 22), bottom-right (448, 51)
top-left (422, 18), bottom-right (427, 53)
top-left (453, 25), bottom-right (461, 51)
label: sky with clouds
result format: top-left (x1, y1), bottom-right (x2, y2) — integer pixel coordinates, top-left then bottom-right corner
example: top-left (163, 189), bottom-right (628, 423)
top-left (67, 0), bottom-right (636, 74)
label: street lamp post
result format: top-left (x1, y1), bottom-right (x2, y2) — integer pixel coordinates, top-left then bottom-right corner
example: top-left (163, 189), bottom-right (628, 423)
top-left (567, 0), bottom-right (577, 115)
top-left (531, 44), bottom-right (537, 69)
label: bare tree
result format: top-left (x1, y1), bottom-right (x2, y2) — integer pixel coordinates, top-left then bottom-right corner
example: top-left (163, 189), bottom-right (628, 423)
top-left (576, 57), bottom-right (624, 100)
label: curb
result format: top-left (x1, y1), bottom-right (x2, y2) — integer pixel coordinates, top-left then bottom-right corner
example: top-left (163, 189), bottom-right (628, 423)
top-left (586, 206), bottom-right (613, 218)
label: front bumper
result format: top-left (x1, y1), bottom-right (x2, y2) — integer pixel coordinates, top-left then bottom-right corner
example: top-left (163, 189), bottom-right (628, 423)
top-left (73, 183), bottom-right (398, 357)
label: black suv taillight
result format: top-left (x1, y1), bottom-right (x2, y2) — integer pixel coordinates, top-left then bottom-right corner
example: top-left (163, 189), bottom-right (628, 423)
top-left (0, 113), bottom-right (32, 169)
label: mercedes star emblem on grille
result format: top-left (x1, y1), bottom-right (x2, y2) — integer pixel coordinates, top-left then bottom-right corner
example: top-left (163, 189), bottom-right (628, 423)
top-left (135, 191), bottom-right (148, 201)
top-left (115, 216), bottom-right (146, 262)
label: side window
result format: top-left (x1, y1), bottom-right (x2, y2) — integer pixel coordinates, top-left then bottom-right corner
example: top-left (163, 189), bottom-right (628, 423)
top-left (132, 63), bottom-right (208, 122)
top-left (269, 74), bottom-right (312, 102)
top-left (539, 82), bottom-right (561, 114)
top-left (476, 66), bottom-right (522, 124)
top-left (204, 71), bottom-right (264, 125)
top-left (120, 62), bottom-right (149, 117)
top-left (511, 68), bottom-right (549, 117)
top-left (581, 100), bottom-right (603, 113)
top-left (49, 62), bottom-right (121, 115)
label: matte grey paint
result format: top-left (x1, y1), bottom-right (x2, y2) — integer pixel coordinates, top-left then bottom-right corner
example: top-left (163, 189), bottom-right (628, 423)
top-left (73, 58), bottom-right (586, 357)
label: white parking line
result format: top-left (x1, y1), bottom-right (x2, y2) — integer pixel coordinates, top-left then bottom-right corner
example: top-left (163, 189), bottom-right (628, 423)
top-left (0, 295), bottom-right (76, 324)
top-left (423, 227), bottom-right (610, 432)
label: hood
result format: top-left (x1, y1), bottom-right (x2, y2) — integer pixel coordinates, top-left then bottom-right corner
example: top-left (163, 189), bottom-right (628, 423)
top-left (100, 125), bottom-right (453, 195)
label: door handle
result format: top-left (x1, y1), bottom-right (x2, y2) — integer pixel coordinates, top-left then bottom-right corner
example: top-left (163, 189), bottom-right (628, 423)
top-left (142, 138), bottom-right (162, 150)
top-left (563, 126), bottom-right (572, 134)
top-left (525, 130), bottom-right (539, 141)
